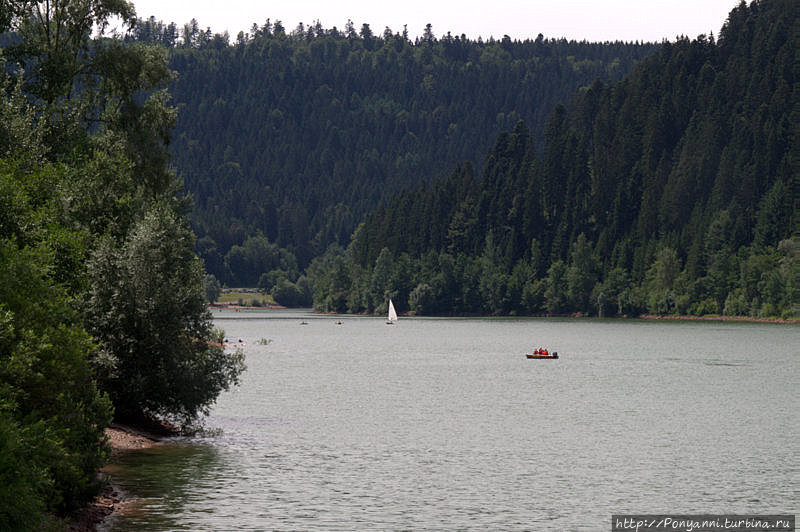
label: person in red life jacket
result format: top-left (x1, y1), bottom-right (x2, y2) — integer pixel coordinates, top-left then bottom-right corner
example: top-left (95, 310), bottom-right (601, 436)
top-left (542, 348), bottom-right (548, 356)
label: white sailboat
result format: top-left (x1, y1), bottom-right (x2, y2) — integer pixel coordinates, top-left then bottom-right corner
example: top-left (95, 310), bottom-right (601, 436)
top-left (386, 298), bottom-right (398, 325)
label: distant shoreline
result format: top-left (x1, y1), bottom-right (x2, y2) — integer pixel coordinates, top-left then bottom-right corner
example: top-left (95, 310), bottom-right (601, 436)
top-left (210, 302), bottom-right (285, 310)
top-left (635, 314), bottom-right (798, 325)
top-left (210, 305), bottom-right (798, 325)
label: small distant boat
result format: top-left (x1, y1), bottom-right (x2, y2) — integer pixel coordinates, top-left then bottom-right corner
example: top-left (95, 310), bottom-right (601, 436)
top-left (386, 299), bottom-right (398, 325)
top-left (526, 351), bottom-right (558, 359)
top-left (300, 320), bottom-right (308, 325)
top-left (335, 320), bottom-right (343, 325)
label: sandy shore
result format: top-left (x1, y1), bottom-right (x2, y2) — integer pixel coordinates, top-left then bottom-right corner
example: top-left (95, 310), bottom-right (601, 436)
top-left (106, 424), bottom-right (165, 454)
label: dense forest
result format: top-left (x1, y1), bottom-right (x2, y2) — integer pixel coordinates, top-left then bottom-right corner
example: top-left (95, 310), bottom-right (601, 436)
top-left (0, 1), bottom-right (243, 528)
top-left (309, 0), bottom-right (797, 319)
top-left (127, 18), bottom-right (659, 281)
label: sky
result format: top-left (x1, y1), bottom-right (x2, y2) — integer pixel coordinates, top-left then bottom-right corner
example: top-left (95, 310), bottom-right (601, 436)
top-left (124, 0), bottom-right (740, 43)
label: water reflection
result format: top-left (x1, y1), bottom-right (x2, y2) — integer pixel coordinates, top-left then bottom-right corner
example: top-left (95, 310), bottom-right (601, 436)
top-left (101, 442), bottom-right (230, 531)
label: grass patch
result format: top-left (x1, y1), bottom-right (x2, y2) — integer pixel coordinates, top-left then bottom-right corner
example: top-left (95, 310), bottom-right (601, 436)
top-left (216, 289), bottom-right (278, 307)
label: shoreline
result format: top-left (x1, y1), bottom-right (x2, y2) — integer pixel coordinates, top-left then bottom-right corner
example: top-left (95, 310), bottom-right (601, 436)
top-left (68, 424), bottom-right (165, 531)
top-left (106, 423), bottom-right (166, 455)
top-left (212, 304), bottom-right (798, 325)
top-left (635, 314), bottom-right (798, 325)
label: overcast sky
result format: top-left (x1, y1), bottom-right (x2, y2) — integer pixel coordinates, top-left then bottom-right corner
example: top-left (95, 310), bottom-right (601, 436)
top-left (124, 0), bottom-right (739, 43)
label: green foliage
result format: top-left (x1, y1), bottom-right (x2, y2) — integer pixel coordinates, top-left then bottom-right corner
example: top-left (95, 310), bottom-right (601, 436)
top-left (309, 0), bottom-right (797, 320)
top-left (544, 261), bottom-right (569, 314)
top-left (595, 267), bottom-right (631, 316)
top-left (6, 0), bottom-right (246, 426)
top-left (0, 168), bottom-right (112, 519)
top-left (645, 247), bottom-right (682, 314)
top-left (85, 205), bottom-right (245, 424)
top-left (567, 234), bottom-right (598, 312)
top-left (271, 278), bottom-right (312, 307)
top-left (224, 234), bottom-right (297, 287)
top-left (409, 283), bottom-right (434, 314)
top-left (1, 3), bottom-right (255, 524)
top-left (7, 0), bottom-right (135, 105)
top-left (258, 270), bottom-right (285, 293)
top-left (0, 408), bottom-right (47, 531)
top-left (0, 67), bottom-right (47, 166)
top-left (133, 21), bottom-right (657, 279)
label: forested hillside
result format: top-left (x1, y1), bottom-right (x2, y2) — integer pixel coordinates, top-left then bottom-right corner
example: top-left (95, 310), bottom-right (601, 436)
top-left (309, 0), bottom-right (797, 319)
top-left (129, 19), bottom-right (658, 281)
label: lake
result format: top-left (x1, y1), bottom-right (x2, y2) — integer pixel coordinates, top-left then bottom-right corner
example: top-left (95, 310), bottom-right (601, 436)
top-left (101, 310), bottom-right (798, 531)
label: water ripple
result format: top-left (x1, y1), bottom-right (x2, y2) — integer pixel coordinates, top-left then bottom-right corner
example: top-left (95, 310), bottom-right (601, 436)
top-left (104, 315), bottom-right (800, 530)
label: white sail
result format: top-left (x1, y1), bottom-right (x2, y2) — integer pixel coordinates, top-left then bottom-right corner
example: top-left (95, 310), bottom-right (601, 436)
top-left (387, 299), bottom-right (398, 323)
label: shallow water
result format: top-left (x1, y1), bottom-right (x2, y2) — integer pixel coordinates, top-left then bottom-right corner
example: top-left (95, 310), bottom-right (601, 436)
top-left (102, 310), bottom-right (798, 530)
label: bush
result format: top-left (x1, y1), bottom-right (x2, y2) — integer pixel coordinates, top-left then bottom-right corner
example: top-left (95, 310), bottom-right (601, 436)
top-left (409, 283), bottom-right (434, 314)
top-left (723, 290), bottom-right (748, 316)
top-left (0, 409), bottom-right (47, 531)
top-left (271, 278), bottom-right (305, 307)
top-left (690, 298), bottom-right (719, 316)
top-left (258, 269), bottom-right (287, 293)
top-left (759, 302), bottom-right (778, 318)
top-left (0, 240), bottom-right (112, 519)
top-left (521, 279), bottom-right (546, 314)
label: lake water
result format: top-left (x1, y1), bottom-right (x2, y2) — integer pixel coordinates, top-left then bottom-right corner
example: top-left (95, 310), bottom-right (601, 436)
top-left (101, 310), bottom-right (798, 531)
